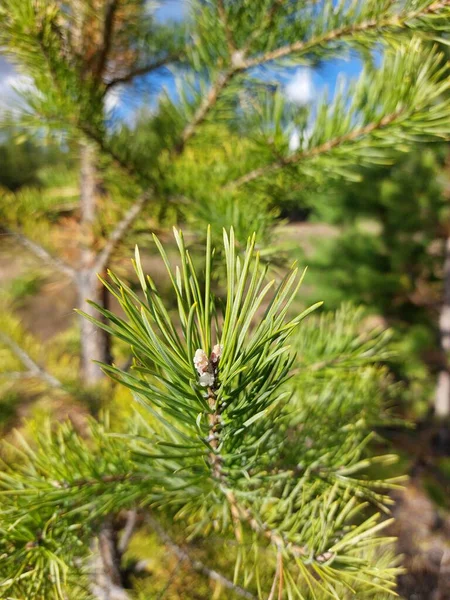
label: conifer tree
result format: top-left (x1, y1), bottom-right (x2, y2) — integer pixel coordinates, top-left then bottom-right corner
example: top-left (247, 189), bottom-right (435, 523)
top-left (1, 0), bottom-right (450, 597)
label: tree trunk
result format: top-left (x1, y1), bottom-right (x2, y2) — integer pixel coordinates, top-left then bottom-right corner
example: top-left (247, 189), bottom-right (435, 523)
top-left (435, 235), bottom-right (450, 417)
top-left (78, 143), bottom-right (130, 598)
top-left (90, 518), bottom-right (130, 600)
top-left (78, 142), bottom-right (109, 384)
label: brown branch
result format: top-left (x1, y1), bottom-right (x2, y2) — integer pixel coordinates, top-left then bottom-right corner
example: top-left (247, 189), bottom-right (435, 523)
top-left (240, 0), bottom-right (450, 70)
top-left (242, 18), bottom-right (389, 69)
top-left (118, 510), bottom-right (138, 554)
top-left (104, 52), bottom-right (183, 92)
top-left (207, 382), bottom-right (223, 480)
top-left (224, 489), bottom-right (308, 557)
top-left (176, 70), bottom-right (235, 153)
top-left (147, 515), bottom-right (257, 600)
top-left (93, 193), bottom-right (149, 274)
top-left (94, 0), bottom-right (120, 80)
top-left (226, 110), bottom-right (403, 189)
top-left (0, 370), bottom-right (37, 380)
top-left (201, 363), bottom-right (308, 560)
top-left (202, 358), bottom-right (310, 561)
top-left (3, 228), bottom-right (77, 279)
top-left (267, 549), bottom-right (283, 600)
top-left (62, 472), bottom-right (143, 490)
top-left (0, 331), bottom-right (63, 390)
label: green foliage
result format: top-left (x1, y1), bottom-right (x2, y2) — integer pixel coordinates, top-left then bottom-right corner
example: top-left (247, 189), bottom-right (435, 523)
top-left (1, 231), bottom-right (402, 599)
top-left (303, 148), bottom-right (447, 311)
top-left (8, 271), bottom-right (45, 305)
top-left (2, 0), bottom-right (450, 235)
top-left (0, 127), bottom-right (62, 191)
top-left (294, 146), bottom-right (449, 415)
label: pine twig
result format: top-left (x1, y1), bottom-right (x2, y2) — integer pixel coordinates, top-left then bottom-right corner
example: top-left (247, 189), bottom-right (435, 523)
top-left (0, 331), bottom-right (63, 390)
top-left (176, 70), bottom-right (235, 153)
top-left (172, 0), bottom-right (448, 155)
top-left (226, 110), bottom-right (403, 189)
top-left (155, 558), bottom-right (182, 600)
top-left (224, 490), bottom-right (308, 558)
top-left (267, 550), bottom-right (283, 600)
top-left (146, 515), bottom-right (256, 600)
top-left (241, 0), bottom-right (450, 69)
top-left (104, 52), bottom-right (183, 92)
top-left (3, 228), bottom-right (77, 280)
top-left (93, 193), bottom-right (149, 274)
top-left (0, 370), bottom-right (37, 380)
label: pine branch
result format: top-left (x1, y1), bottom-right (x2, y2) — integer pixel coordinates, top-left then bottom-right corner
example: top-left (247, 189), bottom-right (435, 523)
top-left (93, 193), bottom-right (149, 274)
top-left (226, 111), bottom-right (402, 189)
top-left (63, 473), bottom-right (143, 490)
top-left (0, 331), bottom-right (63, 390)
top-left (173, 0), bottom-right (449, 155)
top-left (104, 52), bottom-right (183, 92)
top-left (146, 515), bottom-right (257, 600)
top-left (1, 228), bottom-right (77, 279)
top-left (93, 0), bottom-right (120, 80)
top-left (224, 490), bottom-right (309, 558)
top-left (241, 0), bottom-right (450, 69)
top-left (117, 510), bottom-right (138, 554)
top-left (0, 370), bottom-right (36, 380)
top-left (267, 550), bottom-right (283, 600)
top-left (176, 70), bottom-right (235, 153)
top-left (203, 340), bottom-right (311, 561)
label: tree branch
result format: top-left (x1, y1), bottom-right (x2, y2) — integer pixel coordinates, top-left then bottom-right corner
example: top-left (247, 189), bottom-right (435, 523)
top-left (3, 228), bottom-right (77, 279)
top-left (0, 332), bottom-right (63, 390)
top-left (241, 0), bottom-right (450, 70)
top-left (0, 370), bottom-right (37, 380)
top-left (173, 0), bottom-right (446, 154)
top-left (226, 110), bottom-right (403, 189)
top-left (118, 510), bottom-right (138, 554)
top-left (104, 53), bottom-right (182, 92)
top-left (94, 0), bottom-right (120, 80)
top-left (93, 193), bottom-right (149, 274)
top-left (146, 515), bottom-right (256, 600)
top-left (176, 70), bottom-right (235, 153)
top-left (224, 489), bottom-right (309, 559)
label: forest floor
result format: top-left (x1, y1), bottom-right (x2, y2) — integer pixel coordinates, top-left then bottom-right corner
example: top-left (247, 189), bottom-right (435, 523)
top-left (1, 226), bottom-right (450, 599)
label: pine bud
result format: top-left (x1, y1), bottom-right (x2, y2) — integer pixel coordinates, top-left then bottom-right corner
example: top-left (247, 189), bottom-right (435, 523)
top-left (193, 349), bottom-right (209, 375)
top-left (199, 372), bottom-right (215, 387)
top-left (210, 344), bottom-right (223, 364)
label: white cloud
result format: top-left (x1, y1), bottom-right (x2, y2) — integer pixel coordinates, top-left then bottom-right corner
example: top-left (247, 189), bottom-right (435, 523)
top-left (104, 86), bottom-right (123, 113)
top-left (289, 128), bottom-right (300, 152)
top-left (288, 124), bottom-right (314, 153)
top-left (0, 71), bottom-right (35, 115)
top-left (285, 68), bottom-right (314, 106)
